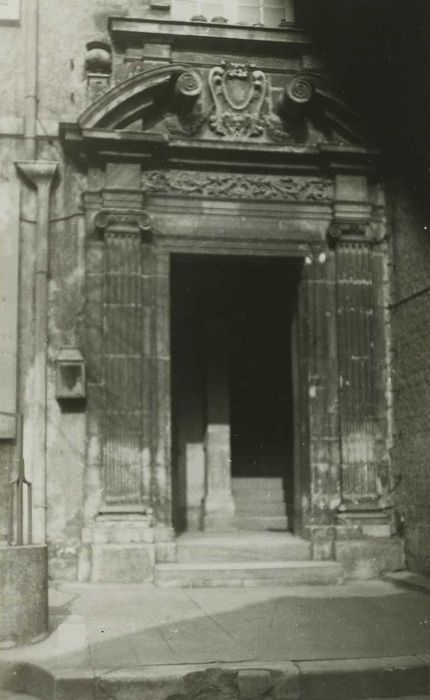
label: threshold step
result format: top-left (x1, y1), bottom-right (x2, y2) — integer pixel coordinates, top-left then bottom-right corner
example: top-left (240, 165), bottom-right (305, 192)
top-left (235, 515), bottom-right (289, 531)
top-left (233, 490), bottom-right (287, 503)
top-left (232, 478), bottom-right (284, 491)
top-left (234, 502), bottom-right (288, 517)
top-left (176, 532), bottom-right (311, 562)
top-left (155, 560), bottom-right (344, 587)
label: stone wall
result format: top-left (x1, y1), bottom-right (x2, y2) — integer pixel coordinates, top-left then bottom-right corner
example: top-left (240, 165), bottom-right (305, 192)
top-left (0, 0), bottom-right (168, 576)
top-left (390, 180), bottom-right (430, 575)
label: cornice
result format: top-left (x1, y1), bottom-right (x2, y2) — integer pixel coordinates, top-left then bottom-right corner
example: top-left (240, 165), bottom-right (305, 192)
top-left (108, 17), bottom-right (312, 53)
top-left (60, 125), bottom-right (380, 173)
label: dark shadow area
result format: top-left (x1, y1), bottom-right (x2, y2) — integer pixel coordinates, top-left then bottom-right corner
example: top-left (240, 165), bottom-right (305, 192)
top-left (297, 0), bottom-right (430, 201)
top-left (170, 255), bottom-right (301, 533)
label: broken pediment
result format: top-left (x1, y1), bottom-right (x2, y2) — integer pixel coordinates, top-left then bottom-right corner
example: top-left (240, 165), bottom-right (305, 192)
top-left (76, 61), bottom-right (366, 149)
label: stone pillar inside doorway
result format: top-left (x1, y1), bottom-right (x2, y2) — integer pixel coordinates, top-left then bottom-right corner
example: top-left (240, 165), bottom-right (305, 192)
top-left (203, 319), bottom-right (236, 531)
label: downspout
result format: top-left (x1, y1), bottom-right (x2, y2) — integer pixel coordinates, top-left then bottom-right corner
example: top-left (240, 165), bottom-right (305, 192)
top-left (16, 0), bottom-right (57, 543)
top-left (24, 0), bottom-right (38, 159)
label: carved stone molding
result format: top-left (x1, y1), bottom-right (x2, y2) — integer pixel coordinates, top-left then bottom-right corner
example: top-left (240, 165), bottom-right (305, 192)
top-left (327, 219), bottom-right (371, 247)
top-left (175, 70), bottom-right (203, 106)
top-left (142, 170), bottom-right (333, 202)
top-left (94, 208), bottom-right (152, 237)
top-left (85, 39), bottom-right (112, 103)
top-left (208, 62), bottom-right (267, 138)
top-left (280, 75), bottom-right (314, 117)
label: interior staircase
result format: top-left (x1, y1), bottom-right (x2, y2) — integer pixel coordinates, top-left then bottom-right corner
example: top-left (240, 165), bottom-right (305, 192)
top-left (155, 477), bottom-right (343, 587)
top-left (232, 476), bottom-right (289, 531)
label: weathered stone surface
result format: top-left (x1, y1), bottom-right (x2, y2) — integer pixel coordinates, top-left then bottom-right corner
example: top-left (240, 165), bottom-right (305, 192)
top-left (334, 538), bottom-right (405, 580)
top-left (298, 656), bottom-right (429, 700)
top-left (176, 532), bottom-right (311, 564)
top-left (90, 543), bottom-right (155, 583)
top-left (238, 670), bottom-right (272, 699)
top-left (154, 560), bottom-right (343, 587)
top-left (0, 546), bottom-right (48, 647)
top-left (389, 182), bottom-right (430, 576)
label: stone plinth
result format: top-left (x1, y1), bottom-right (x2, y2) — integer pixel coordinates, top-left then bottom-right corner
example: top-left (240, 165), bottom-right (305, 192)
top-left (203, 320), bottom-right (235, 531)
top-left (79, 517), bottom-right (156, 583)
top-left (0, 545), bottom-right (48, 648)
top-left (334, 536), bottom-right (405, 580)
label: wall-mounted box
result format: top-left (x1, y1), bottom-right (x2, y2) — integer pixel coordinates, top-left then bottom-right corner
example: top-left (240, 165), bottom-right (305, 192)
top-left (0, 0), bottom-right (20, 23)
top-left (55, 348), bottom-right (86, 401)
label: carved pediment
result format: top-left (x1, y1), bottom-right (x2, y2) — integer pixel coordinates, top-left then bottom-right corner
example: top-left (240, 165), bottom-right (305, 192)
top-left (75, 62), bottom-right (366, 148)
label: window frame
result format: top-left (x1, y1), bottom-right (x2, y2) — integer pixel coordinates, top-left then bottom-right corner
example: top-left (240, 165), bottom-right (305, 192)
top-left (170, 0), bottom-right (291, 25)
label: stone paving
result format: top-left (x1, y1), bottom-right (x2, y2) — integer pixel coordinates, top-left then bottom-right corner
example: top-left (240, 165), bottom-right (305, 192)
top-left (1, 580), bottom-right (430, 699)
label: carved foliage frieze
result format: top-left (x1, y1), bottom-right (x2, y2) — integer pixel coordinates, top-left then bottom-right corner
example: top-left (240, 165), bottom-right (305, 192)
top-left (141, 170), bottom-right (333, 202)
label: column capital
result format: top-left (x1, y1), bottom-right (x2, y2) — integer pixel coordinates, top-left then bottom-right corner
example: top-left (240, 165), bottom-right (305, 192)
top-left (94, 207), bottom-right (152, 239)
top-left (327, 219), bottom-right (371, 248)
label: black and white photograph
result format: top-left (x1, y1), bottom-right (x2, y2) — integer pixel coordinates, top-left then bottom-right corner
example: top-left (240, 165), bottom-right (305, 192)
top-left (0, 1), bottom-right (430, 698)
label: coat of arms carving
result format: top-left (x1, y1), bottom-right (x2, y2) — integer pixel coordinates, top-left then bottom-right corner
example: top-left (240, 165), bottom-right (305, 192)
top-left (208, 62), bottom-right (268, 138)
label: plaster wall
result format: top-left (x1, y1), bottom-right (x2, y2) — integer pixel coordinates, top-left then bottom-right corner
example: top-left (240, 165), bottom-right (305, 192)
top-left (37, 0), bottom-right (163, 128)
top-left (44, 155), bottom-right (87, 579)
top-left (0, 23), bottom-right (25, 121)
top-left (0, 139), bottom-right (25, 541)
top-left (390, 182), bottom-right (430, 575)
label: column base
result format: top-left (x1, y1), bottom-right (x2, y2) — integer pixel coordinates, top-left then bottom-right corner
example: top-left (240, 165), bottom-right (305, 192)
top-left (335, 505), bottom-right (395, 538)
top-left (203, 494), bottom-right (236, 532)
top-left (334, 536), bottom-right (405, 580)
top-left (203, 513), bottom-right (237, 532)
top-left (154, 525), bottom-right (177, 563)
top-left (79, 514), bottom-right (155, 583)
top-left (307, 518), bottom-right (405, 580)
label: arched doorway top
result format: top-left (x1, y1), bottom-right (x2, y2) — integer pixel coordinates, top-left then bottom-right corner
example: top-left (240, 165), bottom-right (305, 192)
top-left (61, 24), bottom-right (378, 172)
top-left (79, 64), bottom-right (188, 130)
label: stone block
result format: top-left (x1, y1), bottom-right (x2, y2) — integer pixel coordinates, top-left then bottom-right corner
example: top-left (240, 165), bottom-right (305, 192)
top-left (155, 541), bottom-right (177, 563)
top-left (335, 537), bottom-right (405, 580)
top-left (90, 544), bottom-right (155, 583)
top-left (272, 670), bottom-right (300, 700)
top-left (184, 668), bottom-right (237, 700)
top-left (0, 545), bottom-right (48, 648)
top-left (90, 519), bottom-right (154, 545)
top-left (238, 670), bottom-right (272, 699)
top-left (311, 540), bottom-right (334, 561)
top-left (77, 544), bottom-right (92, 583)
top-left (53, 670), bottom-right (95, 700)
top-left (298, 656), bottom-right (429, 700)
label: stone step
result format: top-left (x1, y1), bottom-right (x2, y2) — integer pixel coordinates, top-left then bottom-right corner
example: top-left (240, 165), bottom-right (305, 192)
top-left (176, 532), bottom-right (311, 563)
top-left (232, 477), bottom-right (284, 491)
top-left (154, 560), bottom-right (344, 587)
top-left (234, 501), bottom-right (288, 517)
top-left (234, 515), bottom-right (289, 531)
top-left (233, 489), bottom-right (286, 503)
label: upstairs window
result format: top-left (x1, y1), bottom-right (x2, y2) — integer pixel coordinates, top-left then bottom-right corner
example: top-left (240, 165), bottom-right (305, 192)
top-left (171, 0), bottom-right (294, 26)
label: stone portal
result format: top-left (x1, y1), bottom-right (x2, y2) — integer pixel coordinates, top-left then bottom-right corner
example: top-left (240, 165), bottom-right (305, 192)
top-left (170, 254), bottom-right (300, 534)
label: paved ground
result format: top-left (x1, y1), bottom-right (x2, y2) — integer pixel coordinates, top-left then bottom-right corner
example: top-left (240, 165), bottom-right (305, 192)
top-left (1, 580), bottom-right (430, 671)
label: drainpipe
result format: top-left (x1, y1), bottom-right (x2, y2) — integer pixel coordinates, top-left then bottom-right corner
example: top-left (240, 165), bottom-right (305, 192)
top-left (16, 0), bottom-right (58, 543)
top-left (23, 0), bottom-right (38, 159)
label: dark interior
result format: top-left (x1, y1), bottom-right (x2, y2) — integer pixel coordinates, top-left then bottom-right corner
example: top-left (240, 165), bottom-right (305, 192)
top-left (170, 253), bottom-right (301, 531)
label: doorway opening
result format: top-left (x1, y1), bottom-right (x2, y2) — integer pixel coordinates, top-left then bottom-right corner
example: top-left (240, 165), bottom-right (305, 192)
top-left (170, 254), bottom-right (302, 534)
